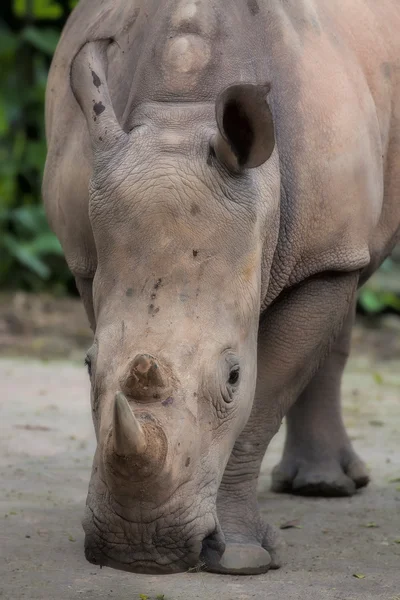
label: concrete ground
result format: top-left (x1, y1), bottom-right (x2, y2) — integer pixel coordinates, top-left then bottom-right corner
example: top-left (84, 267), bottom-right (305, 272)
top-left (1, 330), bottom-right (400, 599)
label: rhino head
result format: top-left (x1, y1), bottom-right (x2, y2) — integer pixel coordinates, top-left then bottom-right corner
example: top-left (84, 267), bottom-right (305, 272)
top-left (72, 41), bottom-right (279, 573)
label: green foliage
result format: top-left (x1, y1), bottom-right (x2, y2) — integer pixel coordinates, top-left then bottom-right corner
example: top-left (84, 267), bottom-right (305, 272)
top-left (358, 288), bottom-right (400, 314)
top-left (14, 0), bottom-right (63, 20)
top-left (13, 0), bottom-right (78, 20)
top-left (358, 258), bottom-right (400, 315)
top-left (0, 1), bottom-right (74, 293)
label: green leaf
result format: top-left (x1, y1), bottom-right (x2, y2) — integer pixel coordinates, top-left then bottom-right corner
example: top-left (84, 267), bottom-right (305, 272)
top-left (358, 289), bottom-right (386, 314)
top-left (0, 175), bottom-right (17, 208)
top-left (12, 206), bottom-right (44, 233)
top-left (24, 139), bottom-right (48, 172)
top-left (0, 27), bottom-right (19, 58)
top-left (13, 0), bottom-right (63, 20)
top-left (3, 234), bottom-right (50, 279)
top-left (29, 232), bottom-right (63, 256)
top-left (381, 292), bottom-right (400, 311)
top-left (21, 26), bottom-right (60, 56)
top-left (0, 100), bottom-right (9, 135)
top-left (372, 372), bottom-right (383, 385)
top-left (353, 573), bottom-right (366, 579)
top-left (13, 130), bottom-right (27, 163)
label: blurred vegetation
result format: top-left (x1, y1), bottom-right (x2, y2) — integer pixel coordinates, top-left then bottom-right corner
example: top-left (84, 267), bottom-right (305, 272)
top-left (0, 1), bottom-right (399, 313)
top-left (0, 0), bottom-right (77, 294)
top-left (358, 255), bottom-right (400, 315)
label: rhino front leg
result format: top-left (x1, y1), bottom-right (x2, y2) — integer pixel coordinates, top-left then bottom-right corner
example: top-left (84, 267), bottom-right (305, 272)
top-left (207, 272), bottom-right (360, 575)
top-left (271, 298), bottom-right (370, 497)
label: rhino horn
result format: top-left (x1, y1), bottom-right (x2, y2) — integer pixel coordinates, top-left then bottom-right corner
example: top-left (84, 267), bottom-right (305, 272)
top-left (71, 40), bottom-right (127, 149)
top-left (113, 392), bottom-right (147, 457)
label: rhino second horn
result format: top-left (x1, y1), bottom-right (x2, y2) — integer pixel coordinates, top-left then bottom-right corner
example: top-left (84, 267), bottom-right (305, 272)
top-left (132, 354), bottom-right (165, 388)
top-left (113, 392), bottom-right (147, 457)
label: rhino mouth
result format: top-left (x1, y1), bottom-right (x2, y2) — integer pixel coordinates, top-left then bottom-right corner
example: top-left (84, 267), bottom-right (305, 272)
top-left (84, 542), bottom-right (200, 574)
top-left (82, 505), bottom-right (225, 574)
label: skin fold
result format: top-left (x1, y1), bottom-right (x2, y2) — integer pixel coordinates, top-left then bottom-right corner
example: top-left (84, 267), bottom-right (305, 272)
top-left (43, 0), bottom-right (400, 575)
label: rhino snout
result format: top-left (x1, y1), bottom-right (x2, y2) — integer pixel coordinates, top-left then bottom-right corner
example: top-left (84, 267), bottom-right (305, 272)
top-left (82, 505), bottom-right (225, 574)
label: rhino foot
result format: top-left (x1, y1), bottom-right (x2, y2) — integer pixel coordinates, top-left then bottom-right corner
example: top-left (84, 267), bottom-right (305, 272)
top-left (204, 543), bottom-right (271, 575)
top-left (271, 448), bottom-right (370, 497)
top-left (203, 517), bottom-right (284, 575)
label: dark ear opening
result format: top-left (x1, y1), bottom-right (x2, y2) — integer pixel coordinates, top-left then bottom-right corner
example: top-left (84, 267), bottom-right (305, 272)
top-left (222, 99), bottom-right (255, 166)
top-left (214, 83), bottom-right (275, 170)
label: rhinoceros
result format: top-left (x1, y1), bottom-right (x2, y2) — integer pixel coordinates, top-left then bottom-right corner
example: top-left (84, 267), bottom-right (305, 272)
top-left (43, 0), bottom-right (400, 575)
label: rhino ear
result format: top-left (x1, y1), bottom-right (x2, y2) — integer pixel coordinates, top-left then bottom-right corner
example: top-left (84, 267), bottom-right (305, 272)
top-left (71, 40), bottom-right (127, 150)
top-left (214, 83), bottom-right (275, 170)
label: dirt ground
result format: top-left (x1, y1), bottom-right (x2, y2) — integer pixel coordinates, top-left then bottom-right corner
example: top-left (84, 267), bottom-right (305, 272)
top-left (0, 294), bottom-right (399, 600)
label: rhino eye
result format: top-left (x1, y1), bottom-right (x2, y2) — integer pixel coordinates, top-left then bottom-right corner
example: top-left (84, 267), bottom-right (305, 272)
top-left (228, 366), bottom-right (240, 386)
top-left (84, 355), bottom-right (92, 377)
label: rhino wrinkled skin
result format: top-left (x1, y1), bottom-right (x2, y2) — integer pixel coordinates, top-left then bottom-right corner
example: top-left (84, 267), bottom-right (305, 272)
top-left (43, 0), bottom-right (400, 575)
